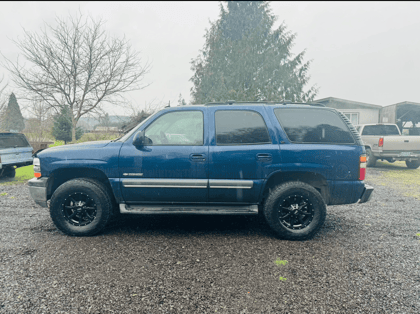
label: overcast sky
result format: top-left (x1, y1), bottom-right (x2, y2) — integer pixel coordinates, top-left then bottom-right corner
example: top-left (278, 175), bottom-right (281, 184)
top-left (1, 1), bottom-right (420, 116)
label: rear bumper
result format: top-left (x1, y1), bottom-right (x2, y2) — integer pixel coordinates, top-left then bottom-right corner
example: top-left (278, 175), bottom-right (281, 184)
top-left (359, 185), bottom-right (374, 203)
top-left (28, 177), bottom-right (48, 207)
top-left (373, 152), bottom-right (419, 160)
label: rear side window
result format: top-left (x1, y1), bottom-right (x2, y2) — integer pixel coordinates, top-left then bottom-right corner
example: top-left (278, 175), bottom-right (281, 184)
top-left (274, 108), bottom-right (355, 144)
top-left (361, 125), bottom-right (400, 136)
top-left (215, 110), bottom-right (271, 145)
top-left (0, 134), bottom-right (30, 149)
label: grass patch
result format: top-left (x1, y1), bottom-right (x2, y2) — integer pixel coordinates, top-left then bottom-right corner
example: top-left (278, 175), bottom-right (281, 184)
top-left (368, 161), bottom-right (420, 200)
top-left (49, 140), bottom-right (65, 147)
top-left (274, 259), bottom-right (288, 266)
top-left (0, 165), bottom-right (34, 186)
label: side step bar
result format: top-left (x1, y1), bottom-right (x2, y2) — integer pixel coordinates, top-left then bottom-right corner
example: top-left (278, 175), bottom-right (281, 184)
top-left (120, 204), bottom-right (258, 215)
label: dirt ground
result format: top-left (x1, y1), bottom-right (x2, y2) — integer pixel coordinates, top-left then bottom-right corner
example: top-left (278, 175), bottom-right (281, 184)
top-left (0, 167), bottom-right (419, 313)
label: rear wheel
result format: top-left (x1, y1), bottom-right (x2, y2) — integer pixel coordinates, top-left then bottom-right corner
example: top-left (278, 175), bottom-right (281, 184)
top-left (50, 179), bottom-right (113, 236)
top-left (405, 160), bottom-right (420, 169)
top-left (263, 181), bottom-right (327, 241)
top-left (366, 148), bottom-right (376, 167)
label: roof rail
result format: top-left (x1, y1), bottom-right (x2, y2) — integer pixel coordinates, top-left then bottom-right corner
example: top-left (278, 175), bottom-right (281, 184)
top-left (204, 100), bottom-right (325, 107)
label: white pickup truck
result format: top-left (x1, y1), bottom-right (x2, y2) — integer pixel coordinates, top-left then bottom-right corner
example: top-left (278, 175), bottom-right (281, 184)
top-left (355, 124), bottom-right (420, 168)
top-left (0, 133), bottom-right (33, 178)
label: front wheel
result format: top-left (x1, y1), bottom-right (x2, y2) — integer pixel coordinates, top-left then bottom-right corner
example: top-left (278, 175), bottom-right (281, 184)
top-left (50, 179), bottom-right (113, 236)
top-left (406, 160), bottom-right (420, 169)
top-left (263, 181), bottom-right (327, 241)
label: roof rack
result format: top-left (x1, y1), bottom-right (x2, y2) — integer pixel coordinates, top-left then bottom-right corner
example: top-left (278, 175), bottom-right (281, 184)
top-left (204, 100), bottom-right (325, 107)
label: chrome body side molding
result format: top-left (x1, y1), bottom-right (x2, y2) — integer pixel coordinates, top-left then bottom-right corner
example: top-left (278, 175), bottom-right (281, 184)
top-left (121, 179), bottom-right (254, 189)
top-left (122, 179), bottom-right (208, 188)
top-left (209, 179), bottom-right (253, 189)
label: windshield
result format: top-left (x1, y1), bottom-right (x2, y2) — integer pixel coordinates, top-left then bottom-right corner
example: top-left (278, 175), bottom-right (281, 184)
top-left (116, 112), bottom-right (158, 142)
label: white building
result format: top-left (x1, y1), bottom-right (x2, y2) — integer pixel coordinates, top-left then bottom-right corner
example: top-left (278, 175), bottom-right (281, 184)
top-left (314, 97), bottom-right (381, 125)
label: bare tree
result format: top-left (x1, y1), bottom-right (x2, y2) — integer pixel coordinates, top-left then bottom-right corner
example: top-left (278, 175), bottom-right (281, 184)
top-left (2, 13), bottom-right (150, 141)
top-left (0, 75), bottom-right (9, 131)
top-left (0, 75), bottom-right (7, 110)
top-left (24, 98), bottom-right (54, 142)
top-left (119, 99), bottom-right (166, 134)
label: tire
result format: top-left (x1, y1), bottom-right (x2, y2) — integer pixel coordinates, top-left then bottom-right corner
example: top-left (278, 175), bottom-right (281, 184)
top-left (263, 181), bottom-right (327, 241)
top-left (78, 178), bottom-right (120, 221)
top-left (3, 167), bottom-right (16, 178)
top-left (366, 148), bottom-right (376, 167)
top-left (405, 160), bottom-right (420, 169)
top-left (50, 178), bottom-right (113, 236)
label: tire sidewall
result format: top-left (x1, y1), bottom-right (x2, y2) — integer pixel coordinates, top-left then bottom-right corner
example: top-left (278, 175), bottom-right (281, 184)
top-left (406, 160), bottom-right (420, 169)
top-left (366, 148), bottom-right (376, 167)
top-left (4, 167), bottom-right (16, 178)
top-left (50, 180), bottom-right (111, 236)
top-left (264, 183), bottom-right (326, 240)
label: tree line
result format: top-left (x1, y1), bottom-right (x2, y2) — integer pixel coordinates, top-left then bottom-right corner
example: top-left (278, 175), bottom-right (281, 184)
top-left (1, 1), bottom-right (317, 143)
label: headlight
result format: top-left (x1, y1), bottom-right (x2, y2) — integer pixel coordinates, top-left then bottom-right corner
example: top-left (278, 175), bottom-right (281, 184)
top-left (33, 158), bottom-right (41, 178)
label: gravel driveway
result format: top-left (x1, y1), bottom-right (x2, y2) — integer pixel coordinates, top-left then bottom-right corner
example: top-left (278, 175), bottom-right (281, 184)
top-left (0, 168), bottom-right (419, 313)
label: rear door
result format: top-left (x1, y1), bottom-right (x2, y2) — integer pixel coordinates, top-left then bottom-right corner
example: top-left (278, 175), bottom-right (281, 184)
top-left (207, 106), bottom-right (280, 204)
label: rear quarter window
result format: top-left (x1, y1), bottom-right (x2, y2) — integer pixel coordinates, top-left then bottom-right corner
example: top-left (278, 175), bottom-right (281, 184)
top-left (274, 108), bottom-right (355, 144)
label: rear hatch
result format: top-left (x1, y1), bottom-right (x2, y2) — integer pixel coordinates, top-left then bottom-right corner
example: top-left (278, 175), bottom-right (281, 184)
top-left (382, 136), bottom-right (420, 155)
top-left (0, 133), bottom-right (33, 166)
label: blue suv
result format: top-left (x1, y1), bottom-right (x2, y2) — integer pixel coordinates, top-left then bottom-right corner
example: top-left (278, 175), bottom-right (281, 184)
top-left (28, 102), bottom-right (373, 240)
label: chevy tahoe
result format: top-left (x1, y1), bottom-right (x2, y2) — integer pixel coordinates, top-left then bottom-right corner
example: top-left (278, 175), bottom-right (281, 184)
top-left (28, 102), bottom-right (374, 240)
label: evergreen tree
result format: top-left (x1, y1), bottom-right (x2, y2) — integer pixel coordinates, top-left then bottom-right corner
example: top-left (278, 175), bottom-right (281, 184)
top-left (2, 93), bottom-right (25, 132)
top-left (190, 1), bottom-right (318, 104)
top-left (52, 105), bottom-right (83, 144)
top-left (178, 94), bottom-right (187, 106)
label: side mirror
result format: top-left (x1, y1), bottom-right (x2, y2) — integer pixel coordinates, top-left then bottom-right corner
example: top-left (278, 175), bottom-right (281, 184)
top-left (132, 131), bottom-right (145, 147)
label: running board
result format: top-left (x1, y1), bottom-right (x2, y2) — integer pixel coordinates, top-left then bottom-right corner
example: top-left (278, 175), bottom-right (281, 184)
top-left (120, 204), bottom-right (258, 215)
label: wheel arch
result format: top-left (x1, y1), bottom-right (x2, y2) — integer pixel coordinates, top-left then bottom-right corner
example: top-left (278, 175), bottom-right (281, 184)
top-left (261, 171), bottom-right (329, 204)
top-left (47, 167), bottom-right (116, 203)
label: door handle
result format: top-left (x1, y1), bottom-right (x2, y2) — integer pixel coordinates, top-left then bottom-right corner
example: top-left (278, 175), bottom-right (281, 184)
top-left (256, 153), bottom-right (272, 161)
top-left (190, 154), bottom-right (206, 161)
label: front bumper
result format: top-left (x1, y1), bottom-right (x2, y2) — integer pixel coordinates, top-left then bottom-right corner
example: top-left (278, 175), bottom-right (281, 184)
top-left (28, 177), bottom-right (48, 207)
top-left (359, 185), bottom-right (374, 203)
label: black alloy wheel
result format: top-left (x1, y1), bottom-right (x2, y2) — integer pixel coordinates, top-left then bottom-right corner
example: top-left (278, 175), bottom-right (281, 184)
top-left (278, 194), bottom-right (315, 230)
top-left (263, 181), bottom-right (326, 241)
top-left (62, 192), bottom-right (97, 227)
top-left (50, 178), bottom-right (113, 236)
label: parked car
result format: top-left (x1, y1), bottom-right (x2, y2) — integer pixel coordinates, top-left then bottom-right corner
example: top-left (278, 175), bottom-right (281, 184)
top-left (0, 133), bottom-right (33, 178)
top-left (355, 123), bottom-right (420, 168)
top-left (28, 102), bottom-right (373, 240)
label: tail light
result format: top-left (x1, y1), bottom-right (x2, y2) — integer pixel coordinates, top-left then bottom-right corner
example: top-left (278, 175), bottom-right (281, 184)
top-left (359, 155), bottom-right (366, 180)
top-left (378, 137), bottom-right (384, 147)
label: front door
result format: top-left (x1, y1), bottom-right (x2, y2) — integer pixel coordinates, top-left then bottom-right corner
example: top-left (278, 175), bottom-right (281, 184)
top-left (119, 109), bottom-right (208, 203)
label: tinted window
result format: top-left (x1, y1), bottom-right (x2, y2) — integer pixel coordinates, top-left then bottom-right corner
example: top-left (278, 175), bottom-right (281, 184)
top-left (144, 111), bottom-right (203, 146)
top-left (0, 134), bottom-right (30, 149)
top-left (215, 110), bottom-right (271, 145)
top-left (274, 108), bottom-right (355, 144)
top-left (361, 125), bottom-right (400, 136)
